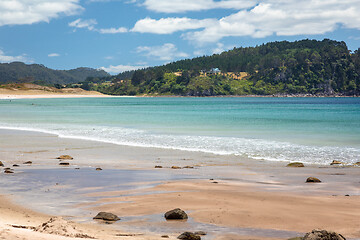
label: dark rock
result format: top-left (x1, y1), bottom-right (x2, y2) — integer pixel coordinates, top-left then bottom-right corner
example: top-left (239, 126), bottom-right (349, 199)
top-left (330, 160), bottom-right (343, 165)
top-left (161, 235), bottom-right (169, 238)
top-left (354, 162), bottom-right (360, 166)
top-left (177, 232), bottom-right (201, 240)
top-left (183, 166), bottom-right (194, 169)
top-left (171, 166), bottom-right (181, 169)
top-left (155, 166), bottom-right (163, 168)
top-left (0, 161), bottom-right (4, 167)
top-left (4, 169), bottom-right (14, 174)
top-left (303, 229), bottom-right (346, 240)
top-left (59, 162), bottom-right (70, 166)
top-left (164, 208), bottom-right (188, 220)
top-left (12, 164), bottom-right (19, 167)
top-left (194, 231), bottom-right (206, 235)
top-left (93, 212), bottom-right (120, 221)
top-left (287, 162), bottom-right (305, 167)
top-left (212, 181), bottom-right (218, 184)
top-left (306, 177), bottom-right (321, 183)
top-left (23, 161), bottom-right (32, 164)
top-left (96, 168), bottom-right (102, 171)
top-left (57, 155), bottom-right (73, 160)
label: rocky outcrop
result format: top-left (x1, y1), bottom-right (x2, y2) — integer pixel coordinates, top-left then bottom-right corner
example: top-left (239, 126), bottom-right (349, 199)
top-left (287, 162), bottom-right (305, 167)
top-left (164, 208), bottom-right (188, 220)
top-left (0, 161), bottom-right (4, 167)
top-left (23, 161), bottom-right (32, 164)
top-left (93, 212), bottom-right (120, 221)
top-left (59, 162), bottom-right (70, 166)
top-left (306, 177), bottom-right (321, 183)
top-left (95, 168), bottom-right (102, 171)
top-left (171, 166), bottom-right (182, 169)
top-left (177, 232), bottom-right (201, 240)
top-left (303, 229), bottom-right (346, 240)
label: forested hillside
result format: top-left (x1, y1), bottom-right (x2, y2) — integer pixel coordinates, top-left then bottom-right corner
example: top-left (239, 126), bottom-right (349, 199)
top-left (0, 62), bottom-right (109, 85)
top-left (84, 39), bottom-right (360, 96)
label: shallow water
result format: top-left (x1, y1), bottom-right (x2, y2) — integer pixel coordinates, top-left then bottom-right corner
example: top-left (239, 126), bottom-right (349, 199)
top-left (0, 167), bottom-right (201, 216)
top-left (0, 97), bottom-right (359, 164)
top-left (0, 166), bottom-right (307, 239)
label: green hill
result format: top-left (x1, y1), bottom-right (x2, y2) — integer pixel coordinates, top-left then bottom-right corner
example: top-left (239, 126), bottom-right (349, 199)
top-left (0, 62), bottom-right (109, 85)
top-left (86, 39), bottom-right (360, 96)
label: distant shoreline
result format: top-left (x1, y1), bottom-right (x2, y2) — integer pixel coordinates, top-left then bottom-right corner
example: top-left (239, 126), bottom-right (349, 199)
top-left (1, 88), bottom-right (358, 99)
top-left (1, 94), bottom-right (358, 99)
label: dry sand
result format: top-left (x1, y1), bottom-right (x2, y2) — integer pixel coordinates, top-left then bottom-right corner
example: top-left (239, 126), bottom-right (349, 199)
top-left (0, 129), bottom-right (359, 240)
top-left (0, 83), bottom-right (111, 99)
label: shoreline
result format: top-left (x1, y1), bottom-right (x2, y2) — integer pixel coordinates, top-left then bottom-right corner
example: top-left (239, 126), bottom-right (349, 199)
top-left (0, 129), bottom-right (360, 239)
top-left (0, 91), bottom-right (358, 99)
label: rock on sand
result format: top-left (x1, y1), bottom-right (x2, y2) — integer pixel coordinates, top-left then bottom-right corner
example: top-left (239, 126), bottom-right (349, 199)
top-left (164, 208), bottom-right (188, 220)
top-left (93, 212), bottom-right (120, 221)
top-left (177, 232), bottom-right (201, 240)
top-left (306, 177), bottom-right (321, 183)
top-left (57, 155), bottom-right (73, 160)
top-left (287, 162), bottom-right (305, 167)
top-left (303, 229), bottom-right (346, 240)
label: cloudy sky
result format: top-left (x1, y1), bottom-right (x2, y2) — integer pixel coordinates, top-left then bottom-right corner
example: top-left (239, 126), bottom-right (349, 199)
top-left (1, 0), bottom-right (360, 74)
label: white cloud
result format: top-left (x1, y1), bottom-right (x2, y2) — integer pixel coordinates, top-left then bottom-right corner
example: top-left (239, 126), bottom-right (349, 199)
top-left (69, 18), bottom-right (128, 34)
top-left (132, 17), bottom-right (215, 34)
top-left (100, 64), bottom-right (148, 74)
top-left (182, 1), bottom-right (360, 44)
top-left (99, 27), bottom-right (128, 34)
top-left (142, 0), bottom-right (256, 13)
top-left (0, 49), bottom-right (32, 63)
top-left (69, 18), bottom-right (97, 31)
top-left (129, 1), bottom-right (360, 45)
top-left (0, 0), bottom-right (82, 26)
top-left (136, 43), bottom-right (188, 61)
top-left (48, 53), bottom-right (60, 57)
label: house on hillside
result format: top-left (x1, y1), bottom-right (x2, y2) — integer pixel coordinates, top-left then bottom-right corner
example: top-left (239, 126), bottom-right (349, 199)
top-left (208, 68), bottom-right (221, 74)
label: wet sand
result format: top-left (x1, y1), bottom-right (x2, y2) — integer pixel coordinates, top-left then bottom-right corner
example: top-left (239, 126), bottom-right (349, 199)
top-left (0, 129), bottom-right (359, 239)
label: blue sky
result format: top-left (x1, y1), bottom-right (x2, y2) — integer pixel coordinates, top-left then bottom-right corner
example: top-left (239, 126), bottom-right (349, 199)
top-left (1, 0), bottom-right (360, 75)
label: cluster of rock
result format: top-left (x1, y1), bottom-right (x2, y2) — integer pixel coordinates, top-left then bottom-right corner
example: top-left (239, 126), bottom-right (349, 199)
top-left (289, 229), bottom-right (346, 240)
top-left (57, 155), bottom-right (73, 166)
top-left (91, 208), bottom-right (206, 239)
top-left (1, 160), bottom-right (32, 174)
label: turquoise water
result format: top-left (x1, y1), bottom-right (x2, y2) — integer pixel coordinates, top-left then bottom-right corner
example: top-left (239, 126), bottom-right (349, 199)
top-left (0, 97), bottom-right (359, 164)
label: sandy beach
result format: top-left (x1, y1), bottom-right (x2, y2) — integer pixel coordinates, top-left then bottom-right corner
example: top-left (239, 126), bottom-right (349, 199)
top-left (0, 128), bottom-right (359, 240)
top-left (0, 84), bottom-right (114, 99)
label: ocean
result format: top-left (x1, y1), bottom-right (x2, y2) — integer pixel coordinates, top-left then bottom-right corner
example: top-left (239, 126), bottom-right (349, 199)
top-left (0, 97), bottom-right (359, 165)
